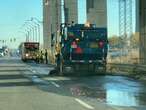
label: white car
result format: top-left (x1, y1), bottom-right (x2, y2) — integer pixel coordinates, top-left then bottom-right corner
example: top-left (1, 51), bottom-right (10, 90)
top-left (0, 49), bottom-right (4, 57)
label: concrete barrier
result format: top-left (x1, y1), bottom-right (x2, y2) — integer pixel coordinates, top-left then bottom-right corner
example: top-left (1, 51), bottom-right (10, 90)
top-left (107, 63), bottom-right (146, 74)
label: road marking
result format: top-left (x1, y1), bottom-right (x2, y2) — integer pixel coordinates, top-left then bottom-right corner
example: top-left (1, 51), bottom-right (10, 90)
top-left (51, 81), bottom-right (60, 88)
top-left (49, 78), bottom-right (58, 81)
top-left (32, 75), bottom-right (38, 78)
top-left (29, 69), bottom-right (36, 73)
top-left (32, 70), bottom-right (36, 73)
top-left (44, 77), bottom-right (71, 81)
top-left (75, 98), bottom-right (94, 110)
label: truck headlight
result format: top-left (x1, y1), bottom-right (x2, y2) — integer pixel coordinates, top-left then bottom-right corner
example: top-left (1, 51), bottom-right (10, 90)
top-left (25, 53), bottom-right (29, 57)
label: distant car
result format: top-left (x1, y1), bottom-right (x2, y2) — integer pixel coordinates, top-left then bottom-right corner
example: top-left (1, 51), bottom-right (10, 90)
top-left (0, 49), bottom-right (4, 57)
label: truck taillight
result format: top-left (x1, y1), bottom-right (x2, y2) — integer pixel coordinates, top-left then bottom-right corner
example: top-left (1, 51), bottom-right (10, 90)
top-left (75, 47), bottom-right (83, 54)
top-left (71, 41), bottom-right (77, 48)
top-left (98, 41), bottom-right (104, 48)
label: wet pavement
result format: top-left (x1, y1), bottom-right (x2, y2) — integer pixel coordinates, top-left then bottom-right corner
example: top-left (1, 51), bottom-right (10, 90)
top-left (67, 75), bottom-right (146, 107)
top-left (26, 59), bottom-right (146, 109)
top-left (1, 57), bottom-right (146, 109)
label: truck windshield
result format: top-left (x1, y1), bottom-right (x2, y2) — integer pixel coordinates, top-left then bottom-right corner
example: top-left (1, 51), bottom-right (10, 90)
top-left (25, 47), bottom-right (39, 51)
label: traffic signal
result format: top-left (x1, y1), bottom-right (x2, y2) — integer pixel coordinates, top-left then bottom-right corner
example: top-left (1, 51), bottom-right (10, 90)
top-left (14, 38), bottom-right (16, 42)
top-left (10, 38), bottom-right (12, 42)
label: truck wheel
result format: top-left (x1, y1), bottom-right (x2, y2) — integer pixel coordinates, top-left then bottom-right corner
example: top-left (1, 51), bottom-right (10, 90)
top-left (22, 59), bottom-right (26, 62)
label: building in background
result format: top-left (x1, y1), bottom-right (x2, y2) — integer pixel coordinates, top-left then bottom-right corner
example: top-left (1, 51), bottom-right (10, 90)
top-left (64, 0), bottom-right (78, 24)
top-left (86, 0), bottom-right (107, 27)
top-left (43, 0), bottom-right (78, 49)
top-left (43, 0), bottom-right (61, 49)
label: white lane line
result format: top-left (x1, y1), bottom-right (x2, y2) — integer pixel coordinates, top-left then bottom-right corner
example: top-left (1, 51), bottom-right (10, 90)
top-left (32, 70), bottom-right (36, 73)
top-left (49, 78), bottom-right (59, 81)
top-left (51, 82), bottom-right (60, 88)
top-left (75, 98), bottom-right (94, 110)
top-left (44, 77), bottom-right (71, 81)
top-left (29, 69), bottom-right (36, 73)
top-left (32, 75), bottom-right (38, 78)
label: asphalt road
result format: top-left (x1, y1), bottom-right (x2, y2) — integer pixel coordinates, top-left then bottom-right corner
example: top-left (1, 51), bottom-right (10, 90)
top-left (0, 57), bottom-right (146, 110)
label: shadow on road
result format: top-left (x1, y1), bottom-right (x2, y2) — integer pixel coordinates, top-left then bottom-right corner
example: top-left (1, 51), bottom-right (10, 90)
top-left (0, 73), bottom-right (34, 87)
top-left (0, 74), bottom-right (27, 80)
top-left (0, 81), bottom-right (34, 87)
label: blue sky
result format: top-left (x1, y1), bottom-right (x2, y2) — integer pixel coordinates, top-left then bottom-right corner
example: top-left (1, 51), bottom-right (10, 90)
top-left (0, 0), bottom-right (135, 48)
top-left (78, 0), bottom-right (86, 23)
top-left (0, 0), bottom-right (42, 48)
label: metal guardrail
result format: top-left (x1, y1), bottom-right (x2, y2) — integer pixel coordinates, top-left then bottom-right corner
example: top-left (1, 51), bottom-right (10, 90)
top-left (107, 63), bottom-right (146, 74)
